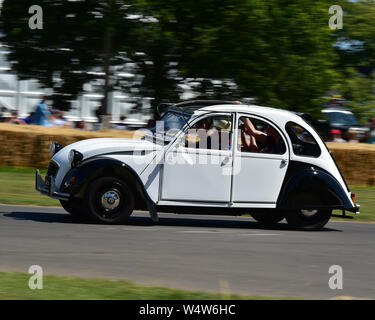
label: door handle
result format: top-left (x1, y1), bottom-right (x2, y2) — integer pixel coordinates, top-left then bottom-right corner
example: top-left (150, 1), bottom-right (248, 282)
top-left (281, 159), bottom-right (288, 165)
top-left (221, 156), bottom-right (231, 166)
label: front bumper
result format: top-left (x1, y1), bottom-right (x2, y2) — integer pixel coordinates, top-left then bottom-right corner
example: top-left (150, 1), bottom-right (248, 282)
top-left (35, 169), bottom-right (70, 201)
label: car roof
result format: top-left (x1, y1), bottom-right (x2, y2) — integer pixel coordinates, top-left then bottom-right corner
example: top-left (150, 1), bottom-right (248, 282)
top-left (171, 100), bottom-right (241, 114)
top-left (169, 100), bottom-right (306, 126)
top-left (197, 103), bottom-right (302, 123)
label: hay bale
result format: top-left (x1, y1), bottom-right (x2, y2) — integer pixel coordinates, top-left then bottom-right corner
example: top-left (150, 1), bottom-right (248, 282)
top-left (0, 124), bottom-right (374, 185)
top-left (326, 142), bottom-right (375, 186)
top-left (0, 123), bottom-right (136, 168)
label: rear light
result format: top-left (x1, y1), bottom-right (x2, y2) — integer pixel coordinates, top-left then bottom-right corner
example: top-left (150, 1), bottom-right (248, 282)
top-left (351, 192), bottom-right (355, 202)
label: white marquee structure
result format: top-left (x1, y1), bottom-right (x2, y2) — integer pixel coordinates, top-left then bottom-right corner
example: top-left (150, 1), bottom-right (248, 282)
top-left (0, 42), bottom-right (150, 124)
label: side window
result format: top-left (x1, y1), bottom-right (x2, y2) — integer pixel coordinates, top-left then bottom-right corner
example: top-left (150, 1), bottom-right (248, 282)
top-left (183, 115), bottom-right (232, 150)
top-left (238, 116), bottom-right (286, 154)
top-left (285, 122), bottom-right (321, 157)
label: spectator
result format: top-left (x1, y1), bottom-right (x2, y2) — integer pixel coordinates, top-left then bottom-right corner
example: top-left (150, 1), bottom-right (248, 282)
top-left (366, 118), bottom-right (375, 144)
top-left (347, 129), bottom-right (359, 143)
top-left (76, 120), bottom-right (86, 130)
top-left (0, 111), bottom-right (12, 123)
top-left (114, 115), bottom-right (128, 130)
top-left (23, 112), bottom-right (35, 124)
top-left (32, 96), bottom-right (55, 126)
top-left (8, 110), bottom-right (26, 125)
top-left (51, 109), bottom-right (72, 127)
top-left (330, 129), bottom-right (346, 143)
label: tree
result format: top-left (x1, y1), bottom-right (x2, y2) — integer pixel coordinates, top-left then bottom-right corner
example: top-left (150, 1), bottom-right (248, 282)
top-left (137, 0), bottom-right (340, 116)
top-left (331, 69), bottom-right (375, 120)
top-left (2, 0), bottom-right (372, 121)
top-left (119, 10), bottom-right (182, 118)
top-left (0, 0), bottom-right (136, 113)
top-left (332, 0), bottom-right (375, 119)
top-left (335, 0), bottom-right (375, 68)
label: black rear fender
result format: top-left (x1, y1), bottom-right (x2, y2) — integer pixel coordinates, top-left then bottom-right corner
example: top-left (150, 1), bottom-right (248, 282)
top-left (277, 162), bottom-right (352, 210)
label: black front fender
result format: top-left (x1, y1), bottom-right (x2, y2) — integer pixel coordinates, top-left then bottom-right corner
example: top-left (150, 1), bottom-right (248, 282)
top-left (60, 157), bottom-right (153, 207)
top-left (277, 162), bottom-right (352, 210)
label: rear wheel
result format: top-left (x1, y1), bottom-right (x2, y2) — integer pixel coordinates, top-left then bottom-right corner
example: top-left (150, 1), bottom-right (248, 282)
top-left (84, 176), bottom-right (135, 224)
top-left (250, 210), bottom-right (285, 225)
top-left (285, 209), bottom-right (332, 230)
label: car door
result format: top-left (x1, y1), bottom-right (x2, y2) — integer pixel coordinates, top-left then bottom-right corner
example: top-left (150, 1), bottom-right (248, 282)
top-left (232, 114), bottom-right (289, 204)
top-left (161, 113), bottom-right (234, 203)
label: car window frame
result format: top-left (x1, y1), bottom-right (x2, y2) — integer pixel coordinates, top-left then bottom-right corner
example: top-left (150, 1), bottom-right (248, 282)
top-left (171, 112), bottom-right (235, 155)
top-left (285, 121), bottom-right (322, 158)
top-left (235, 113), bottom-right (288, 158)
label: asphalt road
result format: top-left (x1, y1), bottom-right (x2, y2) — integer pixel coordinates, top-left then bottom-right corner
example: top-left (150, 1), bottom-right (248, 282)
top-left (0, 204), bottom-right (374, 299)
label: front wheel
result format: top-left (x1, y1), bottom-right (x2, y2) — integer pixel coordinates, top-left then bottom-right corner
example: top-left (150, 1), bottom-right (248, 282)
top-left (60, 199), bottom-right (83, 218)
top-left (250, 210), bottom-right (285, 225)
top-left (84, 176), bottom-right (135, 224)
top-left (285, 209), bottom-right (332, 230)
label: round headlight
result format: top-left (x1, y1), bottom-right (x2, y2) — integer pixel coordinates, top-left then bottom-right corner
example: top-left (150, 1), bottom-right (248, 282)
top-left (68, 149), bottom-right (75, 162)
top-left (50, 142), bottom-right (64, 156)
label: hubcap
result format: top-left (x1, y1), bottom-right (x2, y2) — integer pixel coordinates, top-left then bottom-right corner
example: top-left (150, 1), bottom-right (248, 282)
top-left (101, 190), bottom-right (120, 211)
top-left (301, 209), bottom-right (318, 217)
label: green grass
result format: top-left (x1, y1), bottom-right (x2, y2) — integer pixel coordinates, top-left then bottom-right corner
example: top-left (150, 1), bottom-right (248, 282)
top-left (0, 166), bottom-right (373, 221)
top-left (0, 166), bottom-right (59, 206)
top-left (0, 272), bottom-right (282, 300)
top-left (337, 186), bottom-right (375, 222)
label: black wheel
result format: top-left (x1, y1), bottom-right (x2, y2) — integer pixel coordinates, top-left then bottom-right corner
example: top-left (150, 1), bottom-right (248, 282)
top-left (84, 176), bottom-right (135, 224)
top-left (250, 210), bottom-right (285, 225)
top-left (285, 209), bottom-right (332, 230)
top-left (60, 198), bottom-right (83, 218)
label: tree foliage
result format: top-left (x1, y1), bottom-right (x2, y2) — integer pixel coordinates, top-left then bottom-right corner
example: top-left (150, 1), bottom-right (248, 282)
top-left (0, 0), bottom-right (374, 119)
top-left (0, 0), bottom-right (136, 110)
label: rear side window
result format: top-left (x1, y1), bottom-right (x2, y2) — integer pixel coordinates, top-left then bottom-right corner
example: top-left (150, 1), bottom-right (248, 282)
top-left (285, 122), bottom-right (321, 157)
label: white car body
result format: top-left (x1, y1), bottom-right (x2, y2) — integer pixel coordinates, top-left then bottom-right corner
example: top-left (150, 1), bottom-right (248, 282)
top-left (36, 101), bottom-right (359, 229)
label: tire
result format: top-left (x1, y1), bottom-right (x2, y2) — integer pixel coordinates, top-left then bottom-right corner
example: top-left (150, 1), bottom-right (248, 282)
top-left (60, 199), bottom-right (84, 218)
top-left (84, 176), bottom-right (135, 224)
top-left (285, 209), bottom-right (332, 230)
top-left (250, 210), bottom-right (285, 225)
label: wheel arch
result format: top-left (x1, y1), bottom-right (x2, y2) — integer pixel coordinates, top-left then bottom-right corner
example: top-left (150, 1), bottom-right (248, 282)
top-left (61, 157), bottom-right (154, 210)
top-left (277, 161), bottom-right (352, 210)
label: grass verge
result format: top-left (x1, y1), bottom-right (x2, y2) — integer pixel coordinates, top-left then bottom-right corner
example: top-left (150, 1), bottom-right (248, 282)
top-left (0, 166), bottom-right (373, 221)
top-left (0, 272), bottom-right (283, 300)
top-left (0, 167), bottom-right (58, 206)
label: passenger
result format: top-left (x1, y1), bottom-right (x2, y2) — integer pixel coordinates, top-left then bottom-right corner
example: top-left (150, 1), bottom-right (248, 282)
top-left (239, 121), bottom-right (258, 152)
top-left (209, 119), bottom-right (232, 150)
top-left (240, 117), bottom-right (285, 154)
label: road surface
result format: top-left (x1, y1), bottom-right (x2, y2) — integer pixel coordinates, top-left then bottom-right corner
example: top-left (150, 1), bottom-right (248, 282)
top-left (0, 204), bottom-right (374, 299)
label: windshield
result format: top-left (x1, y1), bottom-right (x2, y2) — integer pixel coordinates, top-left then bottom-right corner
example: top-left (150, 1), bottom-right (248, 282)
top-left (149, 110), bottom-right (193, 144)
top-left (325, 111), bottom-right (359, 126)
